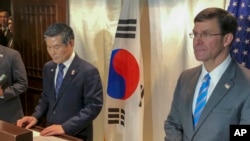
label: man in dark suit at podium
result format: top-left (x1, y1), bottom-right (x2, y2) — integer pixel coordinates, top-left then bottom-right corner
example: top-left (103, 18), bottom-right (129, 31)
top-left (17, 23), bottom-right (103, 141)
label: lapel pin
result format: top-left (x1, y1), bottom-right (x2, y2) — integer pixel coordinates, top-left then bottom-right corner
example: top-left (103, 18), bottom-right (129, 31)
top-left (51, 69), bottom-right (54, 72)
top-left (224, 83), bottom-right (230, 89)
top-left (71, 70), bottom-right (75, 75)
top-left (0, 54), bottom-right (3, 57)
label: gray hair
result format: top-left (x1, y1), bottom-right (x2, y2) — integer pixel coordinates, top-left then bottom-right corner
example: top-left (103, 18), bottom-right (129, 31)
top-left (44, 22), bottom-right (74, 44)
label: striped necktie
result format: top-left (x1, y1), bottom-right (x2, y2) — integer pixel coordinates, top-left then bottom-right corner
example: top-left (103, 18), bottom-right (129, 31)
top-left (193, 74), bottom-right (211, 127)
top-left (55, 63), bottom-right (65, 98)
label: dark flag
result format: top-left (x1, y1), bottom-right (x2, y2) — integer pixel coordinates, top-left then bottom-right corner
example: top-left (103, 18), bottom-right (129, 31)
top-left (228, 0), bottom-right (250, 69)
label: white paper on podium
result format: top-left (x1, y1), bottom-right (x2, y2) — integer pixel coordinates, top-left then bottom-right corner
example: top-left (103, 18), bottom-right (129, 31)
top-left (30, 129), bottom-right (69, 141)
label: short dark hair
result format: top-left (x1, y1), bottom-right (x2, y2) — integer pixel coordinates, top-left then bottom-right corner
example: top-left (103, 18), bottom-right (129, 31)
top-left (44, 22), bottom-right (74, 44)
top-left (194, 7), bottom-right (237, 36)
top-left (0, 8), bottom-right (10, 16)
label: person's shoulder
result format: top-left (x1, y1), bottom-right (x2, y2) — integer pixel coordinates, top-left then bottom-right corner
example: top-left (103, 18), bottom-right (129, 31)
top-left (75, 55), bottom-right (97, 69)
top-left (44, 60), bottom-right (55, 66)
top-left (235, 62), bottom-right (250, 80)
top-left (182, 65), bottom-right (202, 75)
top-left (0, 45), bottom-right (20, 55)
top-left (43, 60), bottom-right (56, 69)
top-left (176, 65), bottom-right (201, 80)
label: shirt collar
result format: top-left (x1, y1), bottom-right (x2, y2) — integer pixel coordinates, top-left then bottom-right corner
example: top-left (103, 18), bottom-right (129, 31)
top-left (59, 52), bottom-right (75, 68)
top-left (201, 55), bottom-right (232, 83)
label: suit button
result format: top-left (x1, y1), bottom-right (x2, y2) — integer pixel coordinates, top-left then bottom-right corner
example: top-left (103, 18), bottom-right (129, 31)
top-left (53, 111), bottom-right (56, 114)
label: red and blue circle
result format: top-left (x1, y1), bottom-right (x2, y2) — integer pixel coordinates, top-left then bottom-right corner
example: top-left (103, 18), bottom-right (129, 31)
top-left (107, 48), bottom-right (140, 100)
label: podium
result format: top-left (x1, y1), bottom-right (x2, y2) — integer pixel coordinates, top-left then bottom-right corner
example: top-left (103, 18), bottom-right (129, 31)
top-left (0, 120), bottom-right (32, 141)
top-left (0, 120), bottom-right (83, 141)
top-left (31, 126), bottom-right (83, 141)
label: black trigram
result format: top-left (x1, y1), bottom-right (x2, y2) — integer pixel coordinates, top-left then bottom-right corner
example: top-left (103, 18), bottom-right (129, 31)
top-left (115, 19), bottom-right (137, 38)
top-left (108, 108), bottom-right (125, 126)
top-left (139, 84), bottom-right (144, 107)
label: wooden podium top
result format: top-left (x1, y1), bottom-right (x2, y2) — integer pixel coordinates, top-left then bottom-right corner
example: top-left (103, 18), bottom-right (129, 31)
top-left (0, 120), bottom-right (83, 141)
top-left (31, 126), bottom-right (83, 141)
top-left (0, 120), bottom-right (32, 141)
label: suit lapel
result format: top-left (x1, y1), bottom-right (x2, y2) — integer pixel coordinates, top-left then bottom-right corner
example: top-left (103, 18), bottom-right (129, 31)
top-left (54, 55), bottom-right (79, 103)
top-left (48, 63), bottom-right (57, 101)
top-left (194, 61), bottom-right (236, 132)
top-left (185, 66), bottom-right (202, 136)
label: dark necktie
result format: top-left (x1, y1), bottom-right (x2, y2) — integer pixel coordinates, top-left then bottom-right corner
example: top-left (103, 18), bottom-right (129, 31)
top-left (2, 27), bottom-right (7, 37)
top-left (193, 73), bottom-right (211, 127)
top-left (55, 63), bottom-right (65, 98)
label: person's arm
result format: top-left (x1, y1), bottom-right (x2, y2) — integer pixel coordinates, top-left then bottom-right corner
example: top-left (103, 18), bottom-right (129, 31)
top-left (17, 64), bottom-right (48, 130)
top-left (240, 91), bottom-right (250, 124)
top-left (62, 66), bottom-right (103, 135)
top-left (16, 116), bottom-right (38, 129)
top-left (164, 104), bottom-right (183, 141)
top-left (2, 50), bottom-right (28, 101)
top-left (32, 64), bottom-right (50, 120)
top-left (164, 76), bottom-right (183, 141)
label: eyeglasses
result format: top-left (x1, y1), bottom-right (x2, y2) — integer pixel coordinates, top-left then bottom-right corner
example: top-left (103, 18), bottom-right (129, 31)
top-left (189, 32), bottom-right (223, 39)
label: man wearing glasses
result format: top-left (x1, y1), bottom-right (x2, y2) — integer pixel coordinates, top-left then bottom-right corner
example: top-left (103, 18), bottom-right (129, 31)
top-left (164, 7), bottom-right (250, 141)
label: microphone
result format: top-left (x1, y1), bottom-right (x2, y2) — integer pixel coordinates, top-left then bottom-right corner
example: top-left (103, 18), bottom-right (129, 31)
top-left (0, 74), bottom-right (7, 88)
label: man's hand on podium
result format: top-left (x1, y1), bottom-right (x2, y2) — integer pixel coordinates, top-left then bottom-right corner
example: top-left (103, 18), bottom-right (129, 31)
top-left (17, 116), bottom-right (65, 137)
top-left (16, 116), bottom-right (38, 129)
top-left (40, 124), bottom-right (65, 136)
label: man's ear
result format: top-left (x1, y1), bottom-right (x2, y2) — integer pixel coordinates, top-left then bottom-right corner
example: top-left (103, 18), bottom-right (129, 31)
top-left (69, 39), bottom-right (74, 47)
top-left (223, 33), bottom-right (234, 47)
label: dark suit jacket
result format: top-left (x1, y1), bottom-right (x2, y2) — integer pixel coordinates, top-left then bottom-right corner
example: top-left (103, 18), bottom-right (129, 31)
top-left (6, 31), bottom-right (13, 48)
top-left (33, 54), bottom-right (103, 141)
top-left (0, 45), bottom-right (28, 123)
top-left (164, 60), bottom-right (250, 141)
top-left (0, 30), bottom-right (7, 46)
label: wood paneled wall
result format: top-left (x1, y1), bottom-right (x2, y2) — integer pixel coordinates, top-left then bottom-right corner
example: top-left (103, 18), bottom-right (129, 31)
top-left (11, 0), bottom-right (68, 117)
